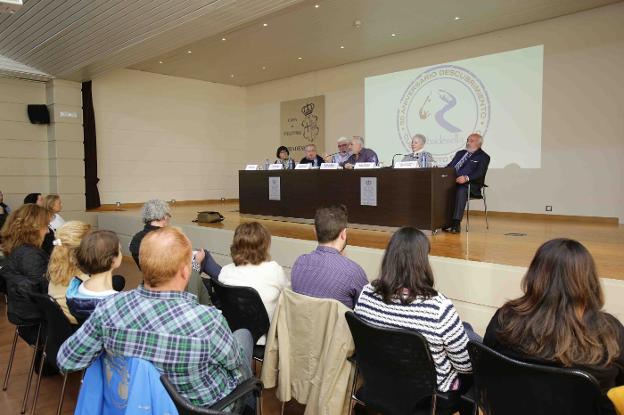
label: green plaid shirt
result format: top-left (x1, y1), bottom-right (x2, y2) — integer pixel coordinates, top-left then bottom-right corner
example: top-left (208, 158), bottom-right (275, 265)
top-left (57, 285), bottom-right (245, 407)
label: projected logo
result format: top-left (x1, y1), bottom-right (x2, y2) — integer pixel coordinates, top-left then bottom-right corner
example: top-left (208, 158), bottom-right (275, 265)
top-left (397, 64), bottom-right (491, 165)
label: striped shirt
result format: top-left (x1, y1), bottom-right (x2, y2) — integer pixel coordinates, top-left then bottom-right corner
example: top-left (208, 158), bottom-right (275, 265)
top-left (291, 245), bottom-right (368, 309)
top-left (354, 284), bottom-right (472, 391)
top-left (57, 285), bottom-right (245, 408)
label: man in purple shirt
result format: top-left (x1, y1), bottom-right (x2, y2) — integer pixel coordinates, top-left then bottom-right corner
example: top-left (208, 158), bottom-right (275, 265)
top-left (291, 205), bottom-right (368, 308)
top-left (344, 136), bottom-right (379, 169)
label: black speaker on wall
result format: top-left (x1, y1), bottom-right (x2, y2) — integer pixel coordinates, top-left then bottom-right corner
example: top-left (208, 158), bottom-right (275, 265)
top-left (27, 104), bottom-right (50, 124)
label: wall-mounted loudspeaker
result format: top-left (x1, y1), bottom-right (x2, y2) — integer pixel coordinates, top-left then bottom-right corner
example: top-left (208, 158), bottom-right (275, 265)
top-left (27, 104), bottom-right (50, 124)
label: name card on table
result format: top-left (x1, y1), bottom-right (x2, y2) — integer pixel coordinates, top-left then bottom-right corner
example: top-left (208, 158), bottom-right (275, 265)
top-left (320, 163), bottom-right (339, 170)
top-left (295, 163), bottom-right (311, 170)
top-left (360, 177), bottom-right (377, 206)
top-left (354, 162), bottom-right (376, 169)
top-left (268, 177), bottom-right (281, 201)
top-left (394, 161), bottom-right (419, 169)
top-left (245, 164), bottom-right (259, 170)
top-left (268, 164), bottom-right (283, 170)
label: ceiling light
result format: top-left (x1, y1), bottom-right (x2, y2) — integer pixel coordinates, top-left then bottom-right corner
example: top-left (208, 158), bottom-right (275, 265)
top-left (221, 37), bottom-right (227, 41)
top-left (261, 66), bottom-right (267, 70)
top-left (297, 57), bottom-right (303, 60)
top-left (454, 16), bottom-right (461, 20)
top-left (158, 60), bottom-right (163, 64)
top-left (391, 33), bottom-right (397, 37)
top-left (340, 45), bottom-right (345, 49)
top-left (187, 50), bottom-right (192, 54)
top-left (314, 4), bottom-right (319, 8)
top-left (230, 74), bottom-right (235, 78)
top-left (263, 23), bottom-right (268, 27)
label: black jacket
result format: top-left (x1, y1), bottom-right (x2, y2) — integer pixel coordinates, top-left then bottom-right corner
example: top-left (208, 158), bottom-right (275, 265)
top-left (0, 245), bottom-right (49, 325)
top-left (129, 224), bottom-right (161, 268)
top-left (446, 148), bottom-right (490, 193)
top-left (299, 155), bottom-right (325, 167)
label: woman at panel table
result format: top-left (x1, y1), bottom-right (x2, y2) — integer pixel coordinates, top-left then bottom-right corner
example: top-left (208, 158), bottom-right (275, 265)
top-left (401, 134), bottom-right (434, 168)
top-left (274, 145), bottom-right (295, 170)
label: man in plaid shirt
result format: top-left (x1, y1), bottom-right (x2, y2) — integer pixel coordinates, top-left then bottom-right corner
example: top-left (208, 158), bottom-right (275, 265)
top-left (57, 226), bottom-right (254, 410)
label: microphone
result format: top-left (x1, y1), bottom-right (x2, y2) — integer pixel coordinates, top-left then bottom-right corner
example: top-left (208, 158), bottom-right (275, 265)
top-left (391, 153), bottom-right (406, 167)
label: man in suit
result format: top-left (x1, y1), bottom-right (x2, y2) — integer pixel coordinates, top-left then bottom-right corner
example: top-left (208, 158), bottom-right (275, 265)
top-left (444, 133), bottom-right (490, 233)
top-left (299, 143), bottom-right (325, 167)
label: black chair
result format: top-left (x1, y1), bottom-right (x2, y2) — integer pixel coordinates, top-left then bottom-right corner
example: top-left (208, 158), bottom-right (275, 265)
top-left (161, 374), bottom-right (263, 415)
top-left (466, 341), bottom-right (603, 415)
top-left (209, 279), bottom-right (270, 363)
top-left (465, 183), bottom-right (489, 232)
top-left (2, 295), bottom-right (44, 414)
top-left (29, 293), bottom-right (78, 415)
top-left (345, 311), bottom-right (467, 415)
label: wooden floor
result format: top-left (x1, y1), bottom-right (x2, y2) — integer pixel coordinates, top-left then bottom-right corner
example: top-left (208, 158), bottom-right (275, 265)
top-left (103, 201), bottom-right (624, 280)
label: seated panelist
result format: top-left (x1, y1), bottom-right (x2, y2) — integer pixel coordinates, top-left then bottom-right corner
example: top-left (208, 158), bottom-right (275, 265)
top-left (299, 144), bottom-right (325, 168)
top-left (344, 136), bottom-right (379, 169)
top-left (401, 134), bottom-right (434, 168)
top-left (275, 145), bottom-right (295, 169)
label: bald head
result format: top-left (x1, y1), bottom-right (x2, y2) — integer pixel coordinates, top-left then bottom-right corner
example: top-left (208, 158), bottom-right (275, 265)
top-left (140, 226), bottom-right (192, 290)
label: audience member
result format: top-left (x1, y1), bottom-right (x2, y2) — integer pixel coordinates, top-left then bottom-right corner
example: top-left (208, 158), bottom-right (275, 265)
top-left (47, 221), bottom-right (91, 324)
top-left (129, 199), bottom-right (221, 279)
top-left (65, 230), bottom-right (124, 323)
top-left (484, 238), bottom-right (624, 414)
top-left (291, 205), bottom-right (367, 308)
top-left (0, 189), bottom-right (9, 232)
top-left (23, 192), bottom-right (44, 206)
top-left (58, 226), bottom-right (254, 412)
top-left (45, 194), bottom-right (65, 232)
top-left (0, 204), bottom-right (51, 342)
top-left (0, 189), bottom-right (10, 214)
top-left (274, 145), bottom-right (295, 169)
top-left (219, 222), bottom-right (290, 344)
top-left (354, 227), bottom-right (475, 414)
top-left (344, 136), bottom-right (379, 169)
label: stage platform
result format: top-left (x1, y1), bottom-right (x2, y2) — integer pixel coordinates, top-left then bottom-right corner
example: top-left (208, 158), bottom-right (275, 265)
top-left (94, 201), bottom-right (624, 334)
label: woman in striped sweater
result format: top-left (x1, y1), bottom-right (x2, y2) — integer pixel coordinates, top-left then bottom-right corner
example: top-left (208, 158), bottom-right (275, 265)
top-left (354, 227), bottom-right (475, 413)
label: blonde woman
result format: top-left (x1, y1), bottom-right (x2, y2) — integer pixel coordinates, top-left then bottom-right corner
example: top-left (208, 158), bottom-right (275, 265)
top-left (47, 221), bottom-right (91, 324)
top-left (45, 194), bottom-right (65, 232)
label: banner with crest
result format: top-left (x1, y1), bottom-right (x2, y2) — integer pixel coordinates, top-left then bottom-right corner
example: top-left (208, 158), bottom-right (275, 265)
top-left (280, 95), bottom-right (325, 162)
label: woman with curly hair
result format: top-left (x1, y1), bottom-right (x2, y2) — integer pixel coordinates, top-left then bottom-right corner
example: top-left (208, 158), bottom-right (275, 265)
top-left (47, 221), bottom-right (91, 324)
top-left (0, 204), bottom-right (51, 342)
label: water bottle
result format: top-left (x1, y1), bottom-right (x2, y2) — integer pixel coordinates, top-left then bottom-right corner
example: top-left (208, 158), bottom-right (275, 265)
top-left (264, 159), bottom-right (270, 170)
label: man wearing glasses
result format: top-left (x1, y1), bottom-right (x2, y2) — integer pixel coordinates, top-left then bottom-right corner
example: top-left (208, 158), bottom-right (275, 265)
top-left (324, 136), bottom-right (353, 166)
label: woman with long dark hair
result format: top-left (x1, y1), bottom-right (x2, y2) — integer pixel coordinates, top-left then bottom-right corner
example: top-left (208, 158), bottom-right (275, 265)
top-left (354, 227), bottom-right (475, 413)
top-left (484, 238), bottom-right (624, 413)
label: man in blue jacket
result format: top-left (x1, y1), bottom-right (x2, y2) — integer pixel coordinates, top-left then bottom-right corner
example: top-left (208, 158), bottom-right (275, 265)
top-left (444, 133), bottom-right (490, 233)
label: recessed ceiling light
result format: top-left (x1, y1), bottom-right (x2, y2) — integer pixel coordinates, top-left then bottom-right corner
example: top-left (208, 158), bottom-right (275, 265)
top-left (187, 50), bottom-right (192, 54)
top-left (454, 16), bottom-right (461, 20)
top-left (297, 57), bottom-right (303, 60)
top-left (314, 4), bottom-right (319, 8)
top-left (230, 74), bottom-right (235, 78)
top-left (261, 66), bottom-right (267, 70)
top-left (263, 23), bottom-right (268, 27)
top-left (221, 37), bottom-right (227, 41)
top-left (158, 60), bottom-right (163, 64)
top-left (391, 33), bottom-right (397, 37)
top-left (340, 45), bottom-right (345, 49)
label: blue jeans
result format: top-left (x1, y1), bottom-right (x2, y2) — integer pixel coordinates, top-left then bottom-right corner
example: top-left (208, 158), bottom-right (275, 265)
top-left (202, 250), bottom-right (222, 279)
top-left (232, 329), bottom-right (255, 413)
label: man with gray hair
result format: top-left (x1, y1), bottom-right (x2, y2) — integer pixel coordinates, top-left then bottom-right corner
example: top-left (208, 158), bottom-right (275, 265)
top-left (129, 199), bottom-right (222, 278)
top-left (298, 143), bottom-right (325, 167)
top-left (344, 136), bottom-right (379, 169)
top-left (443, 133), bottom-right (490, 233)
top-left (401, 134), bottom-right (434, 168)
top-left (323, 136), bottom-right (352, 166)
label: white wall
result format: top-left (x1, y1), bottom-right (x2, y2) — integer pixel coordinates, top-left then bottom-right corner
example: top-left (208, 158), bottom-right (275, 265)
top-left (0, 77), bottom-right (49, 209)
top-left (92, 69), bottom-right (247, 204)
top-left (246, 3), bottom-right (624, 222)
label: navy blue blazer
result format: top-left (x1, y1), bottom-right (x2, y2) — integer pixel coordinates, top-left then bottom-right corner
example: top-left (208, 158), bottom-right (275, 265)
top-left (446, 148), bottom-right (490, 188)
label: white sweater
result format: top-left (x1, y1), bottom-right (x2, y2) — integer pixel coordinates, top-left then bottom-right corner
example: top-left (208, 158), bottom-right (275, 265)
top-left (218, 260), bottom-right (291, 345)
